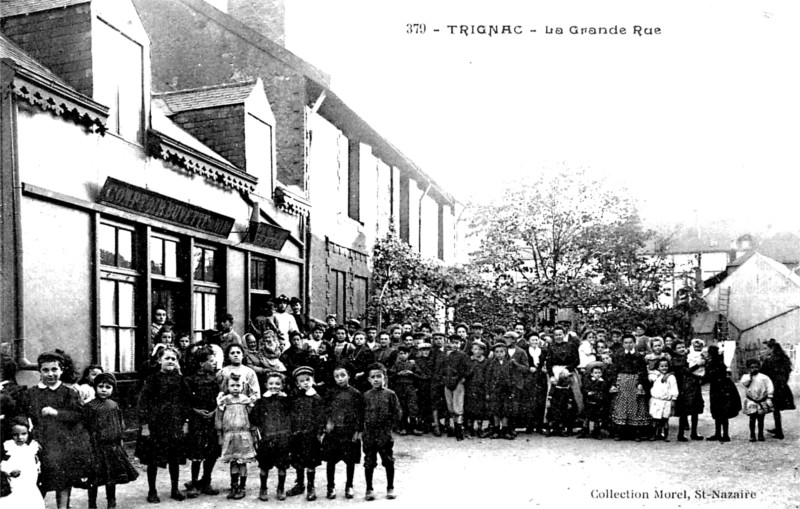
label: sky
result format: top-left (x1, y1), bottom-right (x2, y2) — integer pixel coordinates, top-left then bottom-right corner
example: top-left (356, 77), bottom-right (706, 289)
top-left (285, 0), bottom-right (800, 231)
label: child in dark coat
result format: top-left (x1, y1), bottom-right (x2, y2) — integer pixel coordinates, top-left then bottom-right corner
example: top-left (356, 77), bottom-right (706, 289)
top-left (547, 370), bottom-right (578, 437)
top-left (185, 347), bottom-right (222, 498)
top-left (24, 352), bottom-right (94, 509)
top-left (465, 340), bottom-right (490, 437)
top-left (85, 373), bottom-right (138, 509)
top-left (388, 346), bottom-right (422, 435)
top-left (250, 372), bottom-right (292, 501)
top-left (363, 363), bottom-right (402, 501)
top-left (579, 364), bottom-right (608, 439)
top-left (412, 343), bottom-right (433, 433)
top-left (286, 366), bottom-right (326, 501)
top-left (485, 342), bottom-right (518, 439)
top-left (136, 346), bottom-right (192, 503)
top-left (322, 366), bottom-right (365, 499)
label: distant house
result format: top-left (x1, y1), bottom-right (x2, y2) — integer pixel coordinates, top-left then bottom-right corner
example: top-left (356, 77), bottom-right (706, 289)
top-left (704, 252), bottom-right (800, 376)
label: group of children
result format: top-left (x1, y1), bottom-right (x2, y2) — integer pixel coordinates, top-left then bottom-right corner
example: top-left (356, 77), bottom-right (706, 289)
top-left (0, 316), bottom-right (795, 507)
top-left (139, 344), bottom-right (401, 503)
top-left (1, 352), bottom-right (136, 509)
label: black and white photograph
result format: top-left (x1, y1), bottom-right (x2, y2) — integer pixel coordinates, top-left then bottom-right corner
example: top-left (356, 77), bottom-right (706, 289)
top-left (1, 0), bottom-right (799, 508)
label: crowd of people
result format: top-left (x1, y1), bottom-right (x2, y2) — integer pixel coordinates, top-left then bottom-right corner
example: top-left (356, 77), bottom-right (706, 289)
top-left (0, 294), bottom-right (796, 508)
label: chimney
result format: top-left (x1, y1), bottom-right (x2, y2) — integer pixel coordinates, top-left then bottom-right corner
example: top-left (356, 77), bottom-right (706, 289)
top-left (228, 0), bottom-right (286, 46)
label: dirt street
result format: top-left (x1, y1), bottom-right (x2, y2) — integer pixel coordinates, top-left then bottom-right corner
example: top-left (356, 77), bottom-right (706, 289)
top-left (49, 381), bottom-right (799, 509)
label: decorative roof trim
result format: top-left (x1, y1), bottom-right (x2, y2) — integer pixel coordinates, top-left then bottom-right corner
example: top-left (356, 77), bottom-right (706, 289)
top-left (274, 186), bottom-right (311, 218)
top-left (149, 129), bottom-right (258, 193)
top-left (3, 59), bottom-right (107, 133)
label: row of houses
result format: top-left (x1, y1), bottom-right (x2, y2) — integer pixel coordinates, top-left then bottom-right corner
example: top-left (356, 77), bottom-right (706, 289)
top-left (0, 0), bottom-right (460, 403)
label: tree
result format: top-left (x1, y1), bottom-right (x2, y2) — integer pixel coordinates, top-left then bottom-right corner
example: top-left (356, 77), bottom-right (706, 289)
top-left (366, 230), bottom-right (442, 328)
top-left (469, 167), bottom-right (672, 318)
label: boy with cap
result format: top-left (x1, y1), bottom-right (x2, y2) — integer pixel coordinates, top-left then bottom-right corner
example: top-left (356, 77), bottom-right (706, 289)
top-left (485, 341), bottom-right (516, 439)
top-left (465, 340), bottom-right (490, 437)
top-left (412, 343), bottom-right (433, 433)
top-left (442, 335), bottom-right (471, 440)
top-left (286, 366), bottom-right (326, 501)
top-left (363, 363), bottom-right (402, 501)
top-left (388, 346), bottom-right (422, 436)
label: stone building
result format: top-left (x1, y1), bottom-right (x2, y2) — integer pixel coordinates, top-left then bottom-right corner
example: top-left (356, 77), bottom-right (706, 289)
top-left (1, 0), bottom-right (304, 411)
top-left (131, 0), bottom-right (459, 323)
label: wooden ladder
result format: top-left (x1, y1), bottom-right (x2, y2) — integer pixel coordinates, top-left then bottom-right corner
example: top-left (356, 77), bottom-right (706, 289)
top-left (716, 287), bottom-right (731, 341)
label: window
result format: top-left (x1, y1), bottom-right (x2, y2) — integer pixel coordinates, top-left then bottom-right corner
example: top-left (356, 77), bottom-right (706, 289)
top-left (193, 246), bottom-right (217, 282)
top-left (332, 269), bottom-right (346, 321)
top-left (150, 233), bottom-right (186, 339)
top-left (192, 244), bottom-right (220, 342)
top-left (150, 236), bottom-right (179, 277)
top-left (99, 222), bottom-right (138, 373)
top-left (192, 290), bottom-right (217, 342)
top-left (99, 223), bottom-right (134, 269)
top-left (249, 255), bottom-right (274, 321)
top-left (94, 19), bottom-right (144, 144)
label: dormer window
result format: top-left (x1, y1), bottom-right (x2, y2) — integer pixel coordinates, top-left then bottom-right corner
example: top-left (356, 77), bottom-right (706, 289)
top-left (93, 18), bottom-right (144, 144)
top-left (245, 112), bottom-right (274, 191)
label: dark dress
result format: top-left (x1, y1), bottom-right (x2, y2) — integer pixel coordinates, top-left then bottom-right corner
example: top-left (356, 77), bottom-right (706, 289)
top-left (84, 398), bottom-right (139, 486)
top-left (465, 357), bottom-right (489, 420)
top-left (671, 354), bottom-right (690, 417)
top-left (414, 354), bottom-right (433, 418)
top-left (23, 383), bottom-right (94, 491)
top-left (761, 354), bottom-right (795, 411)
top-left (346, 345), bottom-right (376, 393)
top-left (705, 359), bottom-right (741, 420)
top-left (518, 347), bottom-right (548, 428)
top-left (186, 370), bottom-right (222, 461)
top-left (290, 392), bottom-right (326, 469)
top-left (388, 359), bottom-right (420, 418)
top-left (322, 384), bottom-right (364, 464)
top-left (135, 371), bottom-right (191, 467)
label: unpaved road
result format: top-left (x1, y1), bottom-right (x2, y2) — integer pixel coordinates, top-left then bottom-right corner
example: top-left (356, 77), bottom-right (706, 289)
top-left (52, 378), bottom-right (800, 509)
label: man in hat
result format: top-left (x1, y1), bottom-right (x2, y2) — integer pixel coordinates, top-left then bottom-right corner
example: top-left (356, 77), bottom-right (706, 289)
top-left (273, 296), bottom-right (299, 347)
top-left (345, 319), bottom-right (361, 338)
top-left (502, 332), bottom-right (529, 437)
top-left (286, 366), bottom-right (325, 501)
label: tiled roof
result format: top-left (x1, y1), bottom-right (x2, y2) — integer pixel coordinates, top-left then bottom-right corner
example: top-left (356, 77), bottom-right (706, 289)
top-left (0, 0), bottom-right (88, 17)
top-left (0, 32), bottom-right (69, 86)
top-left (151, 99), bottom-right (237, 168)
top-left (155, 81), bottom-right (256, 114)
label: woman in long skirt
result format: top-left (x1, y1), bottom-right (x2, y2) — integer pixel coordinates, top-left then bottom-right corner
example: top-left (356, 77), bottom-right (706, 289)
top-left (610, 334), bottom-right (651, 441)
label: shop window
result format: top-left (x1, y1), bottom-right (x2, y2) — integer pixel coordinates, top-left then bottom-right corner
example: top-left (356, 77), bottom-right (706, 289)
top-left (99, 221), bottom-right (138, 373)
top-left (150, 233), bottom-right (186, 337)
